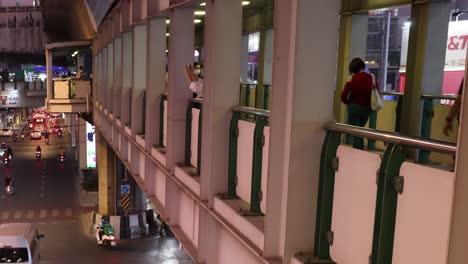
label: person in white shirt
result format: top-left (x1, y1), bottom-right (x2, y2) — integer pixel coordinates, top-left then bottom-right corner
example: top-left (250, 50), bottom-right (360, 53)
top-left (184, 64), bottom-right (203, 97)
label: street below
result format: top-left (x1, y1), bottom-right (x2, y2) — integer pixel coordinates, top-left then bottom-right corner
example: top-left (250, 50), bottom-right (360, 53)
top-left (0, 133), bottom-right (193, 264)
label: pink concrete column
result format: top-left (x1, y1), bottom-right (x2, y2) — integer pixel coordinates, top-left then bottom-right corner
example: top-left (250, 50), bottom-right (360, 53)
top-left (264, 0), bottom-right (340, 261)
top-left (165, 7), bottom-right (195, 171)
top-left (145, 17), bottom-right (167, 151)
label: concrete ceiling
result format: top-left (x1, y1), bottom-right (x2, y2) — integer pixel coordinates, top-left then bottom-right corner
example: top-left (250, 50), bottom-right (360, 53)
top-left (41, 0), bottom-right (95, 42)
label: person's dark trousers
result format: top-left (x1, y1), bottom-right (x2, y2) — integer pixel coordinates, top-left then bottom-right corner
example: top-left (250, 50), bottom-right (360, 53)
top-left (345, 104), bottom-right (372, 149)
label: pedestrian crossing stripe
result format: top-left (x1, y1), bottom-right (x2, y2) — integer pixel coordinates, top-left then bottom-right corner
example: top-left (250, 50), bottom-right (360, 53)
top-left (121, 194), bottom-right (130, 209)
top-left (0, 208), bottom-right (74, 221)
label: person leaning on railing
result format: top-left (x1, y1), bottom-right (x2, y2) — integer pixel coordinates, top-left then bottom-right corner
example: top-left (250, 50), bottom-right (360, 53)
top-left (184, 63), bottom-right (203, 98)
top-left (444, 79), bottom-right (463, 136)
top-left (340, 57), bottom-right (377, 149)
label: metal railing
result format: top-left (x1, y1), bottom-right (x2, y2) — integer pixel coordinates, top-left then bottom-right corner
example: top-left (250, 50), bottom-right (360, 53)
top-left (314, 122), bottom-right (456, 263)
top-left (158, 92), bottom-right (168, 148)
top-left (325, 122), bottom-right (456, 154)
top-left (239, 83), bottom-right (271, 110)
top-left (182, 97), bottom-right (203, 176)
top-left (226, 106), bottom-right (270, 215)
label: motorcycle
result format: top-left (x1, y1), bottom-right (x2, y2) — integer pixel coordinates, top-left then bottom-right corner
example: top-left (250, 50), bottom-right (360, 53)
top-left (36, 151), bottom-right (41, 160)
top-left (95, 224), bottom-right (116, 247)
top-left (45, 138), bottom-right (49, 145)
top-left (58, 131), bottom-right (62, 137)
top-left (59, 154), bottom-right (64, 162)
top-left (5, 184), bottom-right (13, 195)
top-left (12, 136), bottom-right (17, 142)
top-left (3, 156), bottom-right (9, 167)
top-left (21, 134), bottom-right (24, 140)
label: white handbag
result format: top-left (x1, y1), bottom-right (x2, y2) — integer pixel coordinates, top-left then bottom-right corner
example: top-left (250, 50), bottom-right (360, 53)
top-left (370, 74), bottom-right (383, 111)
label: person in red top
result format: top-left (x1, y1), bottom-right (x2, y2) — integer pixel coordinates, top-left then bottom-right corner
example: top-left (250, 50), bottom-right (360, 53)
top-left (341, 57), bottom-right (375, 149)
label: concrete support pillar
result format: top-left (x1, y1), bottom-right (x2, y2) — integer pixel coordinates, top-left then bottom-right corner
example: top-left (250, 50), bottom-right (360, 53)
top-left (256, 29), bottom-right (266, 108)
top-left (264, 0), bottom-right (340, 261)
top-left (102, 47), bottom-right (108, 109)
top-left (97, 130), bottom-right (116, 215)
top-left (145, 17), bottom-right (167, 151)
top-left (198, 0), bottom-right (242, 262)
top-left (400, 1), bottom-right (451, 137)
top-left (121, 31), bottom-right (133, 126)
top-left (113, 37), bottom-right (123, 119)
top-left (46, 49), bottom-right (53, 103)
top-left (107, 42), bottom-right (114, 113)
top-left (263, 29), bottom-right (274, 86)
top-left (71, 114), bottom-right (77, 148)
top-left (131, 23), bottom-right (148, 136)
top-left (448, 50), bottom-right (468, 263)
top-left (334, 13), bottom-right (368, 123)
top-left (79, 117), bottom-right (87, 169)
top-left (240, 35), bottom-right (249, 83)
top-left (166, 7), bottom-right (194, 170)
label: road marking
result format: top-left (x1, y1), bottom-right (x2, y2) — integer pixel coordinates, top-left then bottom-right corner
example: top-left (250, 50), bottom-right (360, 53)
top-left (13, 211), bottom-right (22, 220)
top-left (52, 209), bottom-right (59, 217)
top-left (1, 211), bottom-right (9, 220)
top-left (26, 210), bottom-right (34, 219)
top-left (39, 209), bottom-right (47, 218)
top-left (64, 208), bottom-right (72, 217)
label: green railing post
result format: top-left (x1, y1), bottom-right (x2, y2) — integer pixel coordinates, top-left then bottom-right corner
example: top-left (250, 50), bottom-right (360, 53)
top-left (246, 117), bottom-right (268, 216)
top-left (370, 143), bottom-right (405, 264)
top-left (419, 99), bottom-right (433, 163)
top-left (395, 96), bottom-right (403, 133)
top-left (184, 100), bottom-right (193, 166)
top-left (314, 131), bottom-right (341, 259)
top-left (196, 104), bottom-right (202, 176)
top-left (239, 84), bottom-right (243, 106)
top-left (158, 94), bottom-right (166, 147)
top-left (263, 85), bottom-right (270, 110)
top-left (368, 111), bottom-right (377, 150)
top-left (246, 84), bottom-right (251, 108)
top-left (227, 111), bottom-right (241, 198)
top-left (142, 91), bottom-right (146, 134)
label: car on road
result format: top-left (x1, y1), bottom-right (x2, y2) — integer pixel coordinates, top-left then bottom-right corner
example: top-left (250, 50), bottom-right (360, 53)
top-left (50, 125), bottom-right (62, 134)
top-left (50, 112), bottom-right (61, 118)
top-left (30, 130), bottom-right (42, 140)
top-left (0, 128), bottom-right (13, 137)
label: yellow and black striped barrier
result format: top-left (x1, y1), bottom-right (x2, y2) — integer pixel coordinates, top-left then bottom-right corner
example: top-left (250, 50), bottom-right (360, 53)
top-left (121, 194), bottom-right (130, 209)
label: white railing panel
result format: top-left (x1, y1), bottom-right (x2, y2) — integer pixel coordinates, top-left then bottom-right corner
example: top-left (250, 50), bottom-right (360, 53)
top-left (236, 120), bottom-right (255, 205)
top-left (163, 100), bottom-right (168, 147)
top-left (54, 80), bottom-right (69, 99)
top-left (330, 145), bottom-right (380, 264)
top-left (392, 162), bottom-right (454, 264)
top-left (261, 126), bottom-right (270, 214)
top-left (191, 108), bottom-right (200, 168)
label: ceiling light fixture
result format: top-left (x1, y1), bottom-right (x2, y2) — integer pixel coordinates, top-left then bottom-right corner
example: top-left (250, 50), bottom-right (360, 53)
top-left (194, 10), bottom-right (206, 16)
top-left (166, 19), bottom-right (170, 24)
top-left (194, 19), bottom-right (202, 24)
top-left (200, 2), bottom-right (206, 6)
top-left (242, 1), bottom-right (250, 6)
top-left (166, 33), bottom-right (170, 37)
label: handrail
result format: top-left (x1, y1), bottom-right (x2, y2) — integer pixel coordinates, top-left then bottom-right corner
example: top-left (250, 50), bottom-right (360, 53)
top-left (324, 122), bottom-right (456, 154)
top-left (241, 82), bottom-right (258, 86)
top-left (380, 91), bottom-right (403, 97)
top-left (378, 91), bottom-right (457, 101)
top-left (232, 106), bottom-right (271, 118)
top-left (191, 97), bottom-right (203, 104)
top-left (421, 94), bottom-right (457, 100)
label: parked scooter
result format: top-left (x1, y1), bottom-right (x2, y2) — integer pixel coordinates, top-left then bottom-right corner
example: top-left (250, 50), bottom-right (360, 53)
top-left (36, 151), bottom-right (41, 160)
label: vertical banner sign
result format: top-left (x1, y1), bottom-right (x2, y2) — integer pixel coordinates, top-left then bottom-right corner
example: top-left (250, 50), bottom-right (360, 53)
top-left (86, 122), bottom-right (96, 168)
